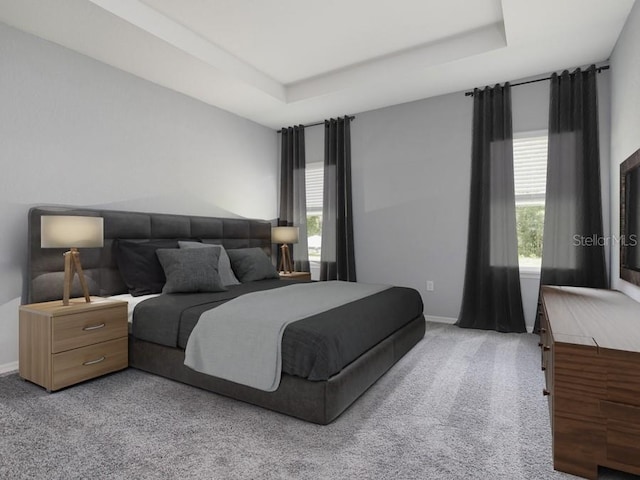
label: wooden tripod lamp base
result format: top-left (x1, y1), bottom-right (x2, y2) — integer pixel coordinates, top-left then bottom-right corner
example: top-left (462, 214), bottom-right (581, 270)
top-left (278, 244), bottom-right (294, 274)
top-left (63, 248), bottom-right (91, 306)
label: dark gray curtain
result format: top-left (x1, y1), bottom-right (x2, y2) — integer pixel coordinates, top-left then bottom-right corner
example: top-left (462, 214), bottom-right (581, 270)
top-left (457, 84), bottom-right (526, 333)
top-left (320, 116), bottom-right (356, 281)
top-left (535, 66), bottom-right (607, 330)
top-left (279, 125), bottom-right (309, 272)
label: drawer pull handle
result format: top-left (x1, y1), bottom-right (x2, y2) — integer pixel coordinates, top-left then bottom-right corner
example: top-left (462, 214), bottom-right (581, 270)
top-left (543, 389), bottom-right (551, 396)
top-left (83, 323), bottom-right (105, 331)
top-left (543, 346), bottom-right (551, 351)
top-left (541, 366), bottom-right (546, 371)
top-left (540, 328), bottom-right (546, 334)
top-left (83, 356), bottom-right (106, 366)
top-left (538, 342), bottom-right (544, 347)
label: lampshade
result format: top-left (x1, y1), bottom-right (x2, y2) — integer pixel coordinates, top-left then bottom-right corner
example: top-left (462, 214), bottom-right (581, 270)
top-left (272, 226), bottom-right (299, 244)
top-left (41, 216), bottom-right (104, 248)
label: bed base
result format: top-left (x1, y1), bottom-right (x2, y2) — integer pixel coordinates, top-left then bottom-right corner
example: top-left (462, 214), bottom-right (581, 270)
top-left (129, 315), bottom-right (425, 425)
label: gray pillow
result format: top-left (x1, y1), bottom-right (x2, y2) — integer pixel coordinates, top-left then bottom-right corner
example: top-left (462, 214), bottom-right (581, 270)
top-left (156, 247), bottom-right (226, 293)
top-left (227, 247), bottom-right (279, 282)
top-left (178, 241), bottom-right (241, 286)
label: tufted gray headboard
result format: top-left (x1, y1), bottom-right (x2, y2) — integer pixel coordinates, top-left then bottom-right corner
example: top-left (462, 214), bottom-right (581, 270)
top-left (28, 206), bottom-right (273, 303)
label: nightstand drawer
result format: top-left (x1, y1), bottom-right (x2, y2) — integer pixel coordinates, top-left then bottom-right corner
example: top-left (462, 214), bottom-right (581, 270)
top-left (51, 337), bottom-right (128, 391)
top-left (52, 305), bottom-right (127, 353)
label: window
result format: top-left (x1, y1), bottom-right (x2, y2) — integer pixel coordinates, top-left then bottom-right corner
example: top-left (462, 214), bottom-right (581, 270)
top-left (305, 162), bottom-right (324, 267)
top-left (513, 131), bottom-right (548, 270)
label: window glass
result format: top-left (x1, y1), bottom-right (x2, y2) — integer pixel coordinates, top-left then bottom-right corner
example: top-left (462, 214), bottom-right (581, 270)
top-left (513, 132), bottom-right (548, 270)
top-left (305, 163), bottom-right (324, 278)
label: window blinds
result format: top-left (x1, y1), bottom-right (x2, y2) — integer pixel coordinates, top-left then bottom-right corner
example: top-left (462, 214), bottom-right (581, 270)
top-left (513, 133), bottom-right (548, 205)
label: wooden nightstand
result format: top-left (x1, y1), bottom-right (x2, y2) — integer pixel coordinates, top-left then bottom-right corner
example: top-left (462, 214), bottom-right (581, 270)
top-left (19, 297), bottom-right (128, 391)
top-left (279, 271), bottom-right (312, 281)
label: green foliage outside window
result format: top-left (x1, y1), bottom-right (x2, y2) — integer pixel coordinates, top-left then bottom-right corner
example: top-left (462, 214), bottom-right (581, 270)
top-left (307, 215), bottom-right (322, 237)
top-left (516, 205), bottom-right (545, 261)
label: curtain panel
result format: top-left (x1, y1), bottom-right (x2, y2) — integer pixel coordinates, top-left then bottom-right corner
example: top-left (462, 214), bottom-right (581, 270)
top-left (279, 125), bottom-right (309, 272)
top-left (540, 66), bottom-right (607, 287)
top-left (535, 66), bottom-right (608, 330)
top-left (457, 84), bottom-right (526, 333)
top-left (320, 116), bottom-right (356, 282)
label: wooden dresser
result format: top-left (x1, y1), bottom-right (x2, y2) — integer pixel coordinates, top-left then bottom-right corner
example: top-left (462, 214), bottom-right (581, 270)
top-left (539, 286), bottom-right (640, 479)
top-left (19, 297), bottom-right (128, 391)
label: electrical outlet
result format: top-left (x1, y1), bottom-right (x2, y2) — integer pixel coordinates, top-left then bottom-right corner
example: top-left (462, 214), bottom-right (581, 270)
top-left (426, 281), bottom-right (434, 291)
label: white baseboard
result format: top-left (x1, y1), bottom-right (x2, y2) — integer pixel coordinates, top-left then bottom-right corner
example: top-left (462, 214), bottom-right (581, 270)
top-left (0, 361), bottom-right (18, 376)
top-left (426, 315), bottom-right (536, 333)
top-left (425, 315), bottom-right (457, 325)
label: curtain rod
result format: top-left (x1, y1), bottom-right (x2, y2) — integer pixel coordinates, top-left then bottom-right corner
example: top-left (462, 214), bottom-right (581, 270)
top-left (277, 115), bottom-right (355, 133)
top-left (464, 65), bottom-right (610, 97)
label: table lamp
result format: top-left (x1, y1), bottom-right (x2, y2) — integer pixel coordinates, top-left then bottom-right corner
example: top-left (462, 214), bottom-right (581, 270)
top-left (272, 226), bottom-right (299, 274)
top-left (41, 215), bottom-right (104, 306)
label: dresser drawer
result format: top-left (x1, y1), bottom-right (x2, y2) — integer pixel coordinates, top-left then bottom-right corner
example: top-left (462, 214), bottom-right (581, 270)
top-left (51, 337), bottom-right (127, 391)
top-left (605, 419), bottom-right (640, 468)
top-left (601, 400), bottom-right (640, 423)
top-left (52, 305), bottom-right (127, 353)
top-left (604, 352), bottom-right (640, 407)
top-left (538, 305), bottom-right (550, 372)
top-left (601, 399), bottom-right (640, 467)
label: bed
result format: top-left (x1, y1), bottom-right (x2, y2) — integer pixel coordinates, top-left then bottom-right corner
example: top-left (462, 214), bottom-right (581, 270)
top-left (27, 206), bottom-right (426, 424)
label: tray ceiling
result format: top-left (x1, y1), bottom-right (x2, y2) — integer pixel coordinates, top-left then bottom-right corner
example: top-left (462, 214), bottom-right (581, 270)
top-left (0, 0), bottom-right (635, 128)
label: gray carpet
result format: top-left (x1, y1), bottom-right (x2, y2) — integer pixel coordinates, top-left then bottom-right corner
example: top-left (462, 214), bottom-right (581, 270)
top-left (1, 322), bottom-right (638, 480)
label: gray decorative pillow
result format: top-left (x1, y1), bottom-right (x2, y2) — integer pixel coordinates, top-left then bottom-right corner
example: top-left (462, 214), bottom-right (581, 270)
top-left (178, 241), bottom-right (241, 286)
top-left (156, 247), bottom-right (226, 294)
top-left (227, 247), bottom-right (279, 282)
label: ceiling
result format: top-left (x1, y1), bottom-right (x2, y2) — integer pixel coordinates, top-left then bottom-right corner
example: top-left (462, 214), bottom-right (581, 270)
top-left (0, 0), bottom-right (636, 128)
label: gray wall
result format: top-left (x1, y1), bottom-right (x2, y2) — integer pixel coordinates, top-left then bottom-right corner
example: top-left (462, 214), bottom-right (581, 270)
top-left (347, 71), bottom-right (610, 331)
top-left (350, 92), bottom-right (471, 322)
top-left (0, 23), bottom-right (278, 371)
top-left (610, 0), bottom-right (640, 303)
